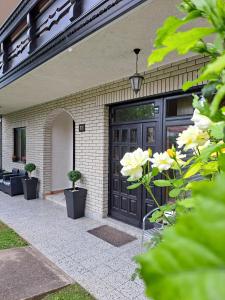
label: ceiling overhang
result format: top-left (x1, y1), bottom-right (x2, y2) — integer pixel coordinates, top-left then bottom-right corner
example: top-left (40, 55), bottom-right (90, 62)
top-left (0, 0), bottom-right (201, 114)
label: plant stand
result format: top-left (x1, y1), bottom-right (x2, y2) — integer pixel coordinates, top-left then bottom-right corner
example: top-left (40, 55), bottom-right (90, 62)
top-left (64, 188), bottom-right (87, 219)
top-left (22, 177), bottom-right (38, 200)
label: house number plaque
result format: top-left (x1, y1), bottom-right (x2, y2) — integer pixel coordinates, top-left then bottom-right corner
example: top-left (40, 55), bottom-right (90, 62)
top-left (79, 124), bottom-right (85, 132)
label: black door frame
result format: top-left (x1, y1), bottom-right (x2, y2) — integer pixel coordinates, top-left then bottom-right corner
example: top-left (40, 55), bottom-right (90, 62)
top-left (108, 87), bottom-right (202, 227)
top-left (109, 98), bottom-right (164, 227)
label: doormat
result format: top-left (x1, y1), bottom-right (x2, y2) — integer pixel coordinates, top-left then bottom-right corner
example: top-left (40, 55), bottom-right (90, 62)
top-left (87, 225), bottom-right (137, 247)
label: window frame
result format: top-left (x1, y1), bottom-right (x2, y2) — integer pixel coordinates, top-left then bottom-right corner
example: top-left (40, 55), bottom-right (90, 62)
top-left (13, 127), bottom-right (26, 163)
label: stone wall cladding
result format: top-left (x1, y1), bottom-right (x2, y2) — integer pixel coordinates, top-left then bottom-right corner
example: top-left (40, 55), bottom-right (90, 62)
top-left (2, 55), bottom-right (209, 219)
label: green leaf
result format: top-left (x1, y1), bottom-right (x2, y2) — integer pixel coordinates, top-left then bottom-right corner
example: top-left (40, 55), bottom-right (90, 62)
top-left (218, 154), bottom-right (225, 171)
top-left (136, 174), bottom-right (225, 300)
top-left (183, 54), bottom-right (225, 91)
top-left (151, 167), bottom-right (159, 177)
top-left (148, 27), bottom-right (214, 67)
top-left (177, 197), bottom-right (195, 209)
top-left (172, 178), bottom-right (185, 188)
top-left (154, 12), bottom-right (201, 47)
top-left (197, 142), bottom-right (225, 161)
top-left (209, 122), bottom-right (225, 140)
top-left (200, 161), bottom-right (219, 176)
top-left (127, 182), bottom-right (142, 190)
top-left (169, 188), bottom-right (181, 198)
top-left (153, 180), bottom-right (172, 187)
top-left (184, 162), bottom-right (202, 178)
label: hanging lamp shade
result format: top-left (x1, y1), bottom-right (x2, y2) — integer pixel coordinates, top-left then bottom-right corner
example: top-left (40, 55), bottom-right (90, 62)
top-left (129, 49), bottom-right (144, 94)
top-left (129, 73), bottom-right (144, 94)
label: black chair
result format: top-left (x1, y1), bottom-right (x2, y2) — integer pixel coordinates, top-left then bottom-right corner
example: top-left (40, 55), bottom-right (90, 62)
top-left (0, 168), bottom-right (19, 191)
top-left (2, 169), bottom-right (28, 196)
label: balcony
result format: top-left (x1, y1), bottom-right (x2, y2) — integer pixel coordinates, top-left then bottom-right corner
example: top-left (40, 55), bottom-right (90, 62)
top-left (0, 0), bottom-right (146, 89)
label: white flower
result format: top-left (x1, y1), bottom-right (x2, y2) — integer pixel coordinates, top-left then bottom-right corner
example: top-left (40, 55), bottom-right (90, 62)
top-left (176, 125), bottom-right (209, 151)
top-left (120, 148), bottom-right (149, 180)
top-left (191, 109), bottom-right (212, 130)
top-left (150, 152), bottom-right (174, 172)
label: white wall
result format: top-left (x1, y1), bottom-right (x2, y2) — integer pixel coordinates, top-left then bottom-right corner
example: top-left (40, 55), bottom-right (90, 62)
top-left (51, 112), bottom-right (73, 191)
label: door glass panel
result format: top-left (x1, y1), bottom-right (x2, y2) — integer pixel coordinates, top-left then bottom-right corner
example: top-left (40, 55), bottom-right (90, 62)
top-left (166, 96), bottom-right (193, 117)
top-left (146, 127), bottom-right (155, 144)
top-left (130, 128), bottom-right (137, 143)
top-left (122, 129), bottom-right (128, 142)
top-left (114, 103), bottom-right (155, 122)
top-left (166, 125), bottom-right (189, 148)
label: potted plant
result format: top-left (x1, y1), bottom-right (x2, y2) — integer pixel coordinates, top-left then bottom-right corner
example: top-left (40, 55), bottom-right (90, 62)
top-left (64, 170), bottom-right (87, 219)
top-left (22, 163), bottom-right (38, 200)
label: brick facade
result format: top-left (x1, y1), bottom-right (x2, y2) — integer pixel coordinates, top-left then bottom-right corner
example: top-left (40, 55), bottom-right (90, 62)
top-left (2, 55), bottom-right (209, 220)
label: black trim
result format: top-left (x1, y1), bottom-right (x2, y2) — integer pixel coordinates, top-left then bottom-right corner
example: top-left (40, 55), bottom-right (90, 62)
top-left (73, 120), bottom-right (75, 170)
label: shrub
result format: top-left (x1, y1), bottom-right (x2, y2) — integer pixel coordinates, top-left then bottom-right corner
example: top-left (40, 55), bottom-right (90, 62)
top-left (24, 163), bottom-right (36, 178)
top-left (67, 170), bottom-right (81, 190)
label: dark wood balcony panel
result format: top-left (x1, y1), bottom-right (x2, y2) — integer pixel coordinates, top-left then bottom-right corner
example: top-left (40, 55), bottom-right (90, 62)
top-left (0, 0), bottom-right (147, 89)
top-left (7, 31), bottom-right (29, 71)
top-left (35, 0), bottom-right (71, 49)
top-left (0, 53), bottom-right (3, 76)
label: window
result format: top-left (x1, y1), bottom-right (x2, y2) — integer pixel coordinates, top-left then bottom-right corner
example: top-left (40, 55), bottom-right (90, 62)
top-left (13, 127), bottom-right (26, 163)
top-left (166, 95), bottom-right (193, 117)
top-left (113, 103), bottom-right (155, 123)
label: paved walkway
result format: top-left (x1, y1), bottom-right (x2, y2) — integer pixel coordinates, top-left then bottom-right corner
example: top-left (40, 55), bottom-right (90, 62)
top-left (0, 246), bottom-right (73, 300)
top-left (0, 193), bottom-right (147, 300)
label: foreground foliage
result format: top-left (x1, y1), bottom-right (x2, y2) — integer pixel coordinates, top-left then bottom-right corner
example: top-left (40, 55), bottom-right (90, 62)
top-left (0, 221), bottom-right (28, 250)
top-left (120, 0), bottom-right (225, 299)
top-left (137, 175), bottom-right (225, 300)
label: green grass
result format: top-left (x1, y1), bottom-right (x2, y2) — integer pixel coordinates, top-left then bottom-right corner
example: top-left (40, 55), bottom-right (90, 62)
top-left (40, 284), bottom-right (95, 300)
top-left (0, 221), bottom-right (28, 250)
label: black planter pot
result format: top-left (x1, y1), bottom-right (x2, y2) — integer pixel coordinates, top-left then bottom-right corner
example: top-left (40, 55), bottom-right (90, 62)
top-left (22, 177), bottom-right (38, 200)
top-left (64, 188), bottom-right (87, 219)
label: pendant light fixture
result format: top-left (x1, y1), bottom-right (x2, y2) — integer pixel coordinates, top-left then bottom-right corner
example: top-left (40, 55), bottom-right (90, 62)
top-left (129, 48), bottom-right (144, 94)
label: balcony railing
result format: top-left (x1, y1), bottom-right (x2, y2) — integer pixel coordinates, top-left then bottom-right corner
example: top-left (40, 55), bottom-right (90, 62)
top-left (0, 0), bottom-right (146, 89)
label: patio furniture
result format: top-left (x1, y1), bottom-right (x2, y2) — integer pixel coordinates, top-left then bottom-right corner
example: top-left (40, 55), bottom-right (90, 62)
top-left (0, 168), bottom-right (19, 191)
top-left (141, 207), bottom-right (164, 249)
top-left (2, 170), bottom-right (28, 196)
top-left (142, 207), bottom-right (176, 249)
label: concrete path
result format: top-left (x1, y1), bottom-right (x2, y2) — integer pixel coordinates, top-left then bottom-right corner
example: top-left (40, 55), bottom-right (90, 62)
top-left (0, 246), bottom-right (73, 300)
top-left (0, 193), bottom-right (147, 300)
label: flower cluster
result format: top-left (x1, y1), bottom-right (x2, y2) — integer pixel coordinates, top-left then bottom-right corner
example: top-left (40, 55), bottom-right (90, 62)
top-left (177, 109), bottom-right (211, 152)
top-left (120, 109), bottom-right (212, 179)
top-left (120, 148), bottom-right (149, 180)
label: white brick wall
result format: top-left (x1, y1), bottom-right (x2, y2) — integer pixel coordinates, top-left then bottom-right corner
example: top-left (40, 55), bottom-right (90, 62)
top-left (2, 55), bottom-right (208, 219)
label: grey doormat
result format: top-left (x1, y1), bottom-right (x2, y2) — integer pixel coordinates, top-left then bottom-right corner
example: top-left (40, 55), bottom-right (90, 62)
top-left (87, 225), bottom-right (136, 247)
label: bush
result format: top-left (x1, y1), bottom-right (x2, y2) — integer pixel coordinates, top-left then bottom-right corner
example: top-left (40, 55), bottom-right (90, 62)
top-left (24, 163), bottom-right (36, 177)
top-left (67, 170), bottom-right (81, 189)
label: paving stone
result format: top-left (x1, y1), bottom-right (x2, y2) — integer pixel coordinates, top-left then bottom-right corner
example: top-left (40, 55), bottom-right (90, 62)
top-left (0, 193), bottom-right (147, 300)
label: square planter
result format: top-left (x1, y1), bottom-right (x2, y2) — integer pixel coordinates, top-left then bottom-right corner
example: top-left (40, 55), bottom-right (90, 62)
top-left (22, 177), bottom-right (38, 200)
top-left (64, 188), bottom-right (87, 219)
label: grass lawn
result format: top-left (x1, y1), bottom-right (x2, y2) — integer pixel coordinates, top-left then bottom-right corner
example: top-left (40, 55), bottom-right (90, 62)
top-left (40, 284), bottom-right (95, 300)
top-left (0, 221), bottom-right (28, 250)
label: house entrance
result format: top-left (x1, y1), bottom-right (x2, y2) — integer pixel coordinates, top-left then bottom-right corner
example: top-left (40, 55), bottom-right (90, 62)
top-left (109, 93), bottom-right (194, 227)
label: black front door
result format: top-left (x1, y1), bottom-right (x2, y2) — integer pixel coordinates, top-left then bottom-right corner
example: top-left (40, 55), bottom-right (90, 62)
top-left (109, 99), bottom-right (163, 227)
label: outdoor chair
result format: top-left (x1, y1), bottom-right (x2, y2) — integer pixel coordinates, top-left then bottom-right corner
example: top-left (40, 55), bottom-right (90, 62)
top-left (0, 168), bottom-right (19, 191)
top-left (141, 207), bottom-right (175, 249)
top-left (2, 169), bottom-right (28, 196)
